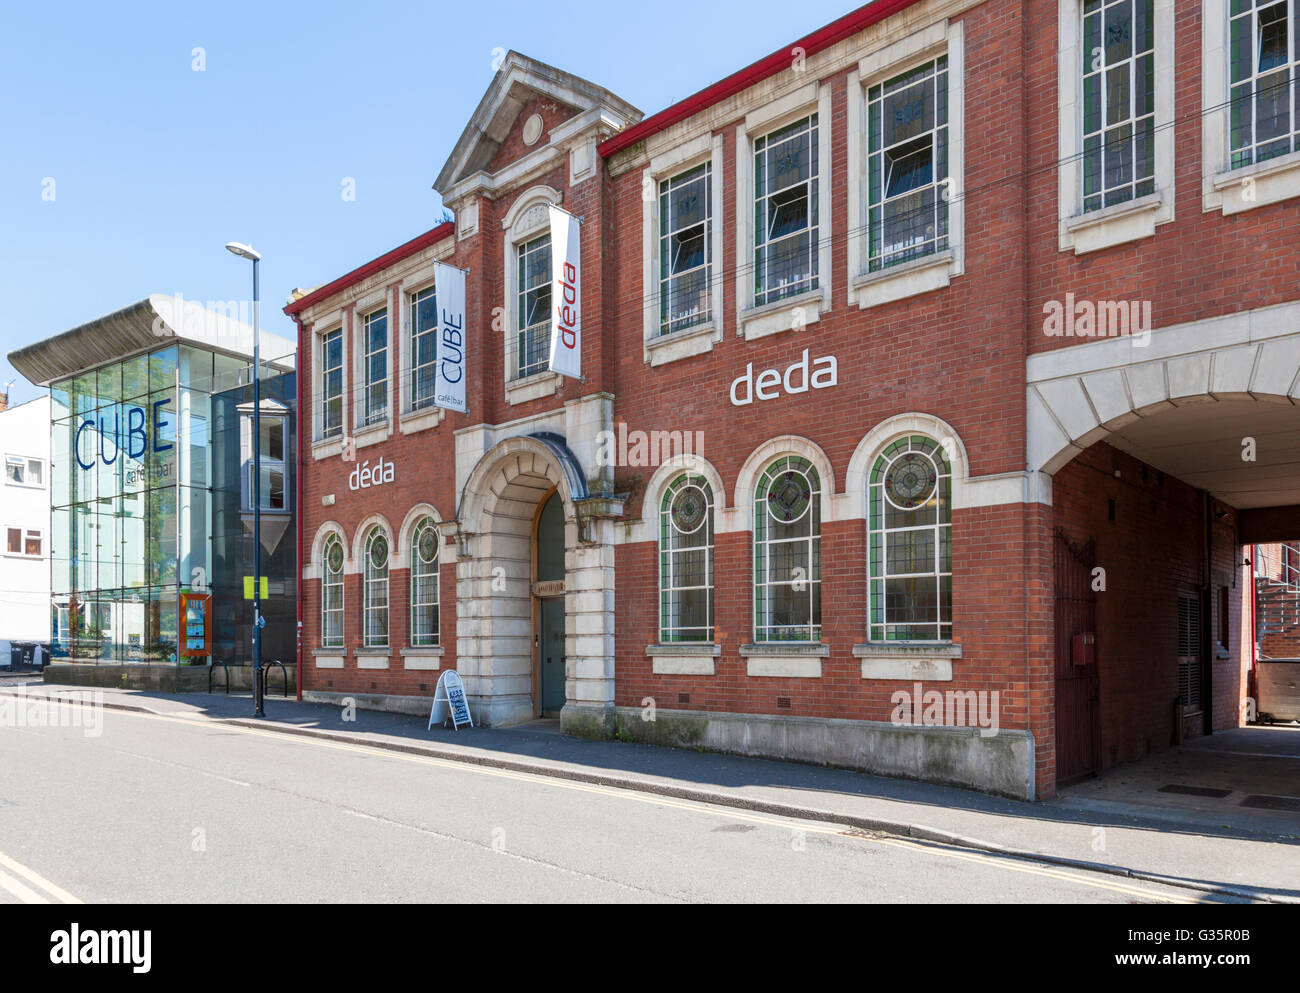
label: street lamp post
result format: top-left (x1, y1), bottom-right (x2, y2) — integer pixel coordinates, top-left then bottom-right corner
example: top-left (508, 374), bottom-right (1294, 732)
top-left (226, 241), bottom-right (265, 718)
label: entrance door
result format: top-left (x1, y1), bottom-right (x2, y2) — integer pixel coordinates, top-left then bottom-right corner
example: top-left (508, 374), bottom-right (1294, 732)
top-left (1054, 531), bottom-right (1100, 783)
top-left (539, 597), bottom-right (566, 717)
top-left (534, 491), bottom-right (566, 717)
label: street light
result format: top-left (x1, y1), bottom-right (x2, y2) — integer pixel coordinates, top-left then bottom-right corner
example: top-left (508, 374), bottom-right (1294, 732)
top-left (226, 240), bottom-right (265, 718)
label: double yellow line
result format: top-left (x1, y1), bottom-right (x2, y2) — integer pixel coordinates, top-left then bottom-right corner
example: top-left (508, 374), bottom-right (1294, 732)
top-left (0, 850), bottom-right (82, 905)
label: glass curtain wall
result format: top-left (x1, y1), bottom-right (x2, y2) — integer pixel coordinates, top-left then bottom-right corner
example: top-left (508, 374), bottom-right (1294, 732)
top-left (49, 346), bottom-right (214, 663)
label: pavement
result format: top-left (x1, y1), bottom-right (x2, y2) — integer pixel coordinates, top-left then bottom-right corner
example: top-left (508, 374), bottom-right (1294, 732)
top-left (5, 682), bottom-right (1298, 903)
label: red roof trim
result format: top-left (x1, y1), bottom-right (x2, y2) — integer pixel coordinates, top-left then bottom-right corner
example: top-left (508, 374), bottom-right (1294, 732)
top-left (283, 221), bottom-right (456, 316)
top-left (597, 0), bottom-right (923, 159)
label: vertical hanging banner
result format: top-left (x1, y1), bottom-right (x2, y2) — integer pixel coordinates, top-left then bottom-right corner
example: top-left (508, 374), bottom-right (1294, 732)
top-left (547, 204), bottom-right (582, 380)
top-left (433, 261), bottom-right (468, 413)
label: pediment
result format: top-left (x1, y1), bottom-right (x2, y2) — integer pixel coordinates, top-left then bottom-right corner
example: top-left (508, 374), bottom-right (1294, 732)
top-left (434, 51), bottom-right (641, 197)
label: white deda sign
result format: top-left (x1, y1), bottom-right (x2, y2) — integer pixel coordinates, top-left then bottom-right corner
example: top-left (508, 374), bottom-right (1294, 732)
top-left (730, 349), bottom-right (838, 406)
top-left (547, 204), bottom-right (582, 380)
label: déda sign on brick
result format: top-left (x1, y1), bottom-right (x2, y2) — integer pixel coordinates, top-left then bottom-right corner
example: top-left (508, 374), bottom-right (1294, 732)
top-left (730, 349), bottom-right (838, 407)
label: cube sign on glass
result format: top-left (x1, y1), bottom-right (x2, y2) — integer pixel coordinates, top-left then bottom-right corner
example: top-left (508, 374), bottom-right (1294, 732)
top-left (432, 261), bottom-right (468, 414)
top-left (547, 204), bottom-right (581, 380)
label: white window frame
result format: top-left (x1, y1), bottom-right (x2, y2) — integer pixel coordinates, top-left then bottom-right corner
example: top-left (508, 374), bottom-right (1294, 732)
top-left (238, 401), bottom-right (290, 513)
top-left (362, 526), bottom-right (390, 649)
top-left (1059, 0), bottom-right (1174, 251)
top-left (407, 283), bottom-right (439, 415)
top-left (356, 305), bottom-right (390, 431)
top-left (849, 20), bottom-right (966, 305)
top-left (867, 435), bottom-right (953, 644)
top-left (393, 252), bottom-right (451, 435)
top-left (642, 134), bottom-right (725, 366)
top-left (502, 185), bottom-right (563, 405)
top-left (735, 82), bottom-right (832, 340)
top-left (1205, 0), bottom-right (1300, 214)
top-left (311, 318), bottom-right (346, 458)
top-left (321, 531), bottom-right (345, 649)
top-left (752, 456), bottom-right (822, 644)
top-left (5, 454), bottom-right (45, 488)
top-left (409, 517), bottom-right (440, 648)
top-left (659, 473), bottom-right (715, 644)
top-left (515, 233), bottom-right (552, 381)
top-left (5, 526), bottom-right (43, 558)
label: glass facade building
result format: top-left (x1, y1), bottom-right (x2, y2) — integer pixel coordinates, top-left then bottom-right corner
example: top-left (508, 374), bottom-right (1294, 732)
top-left (47, 343), bottom-right (295, 665)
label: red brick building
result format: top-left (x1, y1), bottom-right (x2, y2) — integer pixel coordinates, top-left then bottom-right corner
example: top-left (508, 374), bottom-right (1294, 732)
top-left (286, 0), bottom-right (1300, 799)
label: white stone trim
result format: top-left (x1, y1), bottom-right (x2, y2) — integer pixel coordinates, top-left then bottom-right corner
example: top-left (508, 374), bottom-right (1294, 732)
top-left (745, 656), bottom-right (823, 678)
top-left (647, 644), bottom-right (719, 676)
top-left (853, 643), bottom-right (960, 681)
top-left (314, 652), bottom-right (344, 670)
top-left (1026, 301), bottom-right (1300, 473)
top-left (310, 315), bottom-right (348, 457)
top-left (1059, 0), bottom-right (1175, 251)
top-left (503, 186), bottom-right (564, 393)
top-left (735, 84), bottom-right (832, 339)
top-left (505, 370), bottom-right (561, 406)
top-left (352, 291), bottom-right (394, 437)
top-left (401, 647), bottom-right (443, 671)
top-left (641, 134), bottom-right (725, 364)
top-left (845, 412), bottom-right (967, 516)
top-left (305, 520), bottom-right (348, 581)
top-left (1200, 0), bottom-right (1300, 213)
top-left (734, 435), bottom-right (838, 527)
top-left (848, 20), bottom-right (966, 304)
top-left (1210, 148), bottom-right (1300, 215)
top-left (395, 252), bottom-right (452, 428)
top-left (396, 502), bottom-right (447, 557)
top-left (351, 513), bottom-right (396, 571)
top-left (355, 651), bottom-right (390, 670)
top-left (457, 199), bottom-right (479, 240)
top-left (625, 451), bottom-right (731, 544)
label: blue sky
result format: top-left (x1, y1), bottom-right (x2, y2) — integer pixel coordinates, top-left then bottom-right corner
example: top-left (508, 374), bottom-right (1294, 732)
top-left (0, 0), bottom-right (857, 405)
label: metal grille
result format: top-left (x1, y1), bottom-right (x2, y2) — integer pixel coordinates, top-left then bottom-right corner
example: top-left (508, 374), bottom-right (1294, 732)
top-left (1178, 593), bottom-right (1201, 710)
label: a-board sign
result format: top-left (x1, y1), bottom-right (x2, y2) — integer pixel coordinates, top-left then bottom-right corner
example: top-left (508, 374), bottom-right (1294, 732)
top-left (428, 670), bottom-right (473, 731)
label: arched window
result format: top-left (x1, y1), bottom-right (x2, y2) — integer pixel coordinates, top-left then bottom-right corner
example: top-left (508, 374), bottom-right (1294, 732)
top-left (321, 533), bottom-right (344, 648)
top-left (869, 435), bottom-right (952, 642)
top-left (362, 527), bottom-right (390, 648)
top-left (410, 517), bottom-right (440, 647)
top-left (659, 474), bottom-right (714, 642)
top-left (754, 456), bottom-right (821, 642)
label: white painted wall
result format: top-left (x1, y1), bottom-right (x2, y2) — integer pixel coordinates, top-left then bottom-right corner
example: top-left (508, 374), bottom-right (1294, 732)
top-left (0, 395), bottom-right (52, 654)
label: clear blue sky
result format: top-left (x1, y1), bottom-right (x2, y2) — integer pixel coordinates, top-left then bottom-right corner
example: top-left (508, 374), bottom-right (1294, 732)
top-left (0, 0), bottom-right (857, 406)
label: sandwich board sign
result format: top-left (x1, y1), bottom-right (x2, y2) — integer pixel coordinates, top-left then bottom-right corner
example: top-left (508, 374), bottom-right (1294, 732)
top-left (428, 670), bottom-right (473, 731)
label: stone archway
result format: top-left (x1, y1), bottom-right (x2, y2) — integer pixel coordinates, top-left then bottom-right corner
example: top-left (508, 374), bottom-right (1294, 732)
top-left (454, 434), bottom-right (617, 730)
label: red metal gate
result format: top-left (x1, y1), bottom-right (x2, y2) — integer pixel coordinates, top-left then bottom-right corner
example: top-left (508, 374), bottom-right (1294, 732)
top-left (1054, 531), bottom-right (1100, 783)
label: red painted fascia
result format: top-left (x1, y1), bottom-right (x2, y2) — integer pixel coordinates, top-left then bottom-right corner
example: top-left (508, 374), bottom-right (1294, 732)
top-left (597, 0), bottom-right (924, 159)
top-left (284, 221), bottom-right (455, 318)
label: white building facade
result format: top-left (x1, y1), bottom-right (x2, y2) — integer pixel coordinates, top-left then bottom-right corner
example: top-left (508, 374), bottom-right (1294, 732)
top-left (1, 395), bottom-right (52, 665)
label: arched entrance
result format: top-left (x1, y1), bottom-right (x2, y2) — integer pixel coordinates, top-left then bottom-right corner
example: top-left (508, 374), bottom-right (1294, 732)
top-left (454, 433), bottom-right (617, 730)
top-left (1028, 314), bottom-right (1300, 789)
